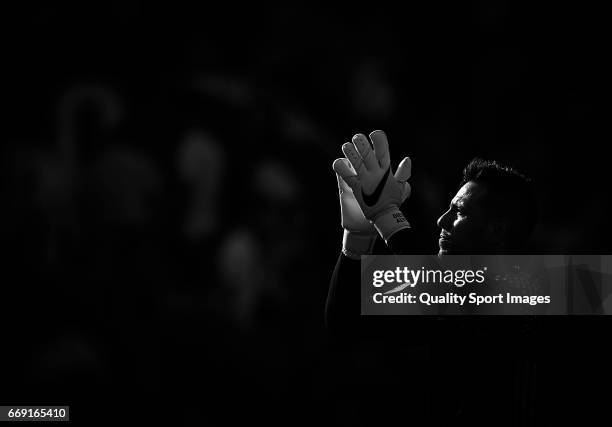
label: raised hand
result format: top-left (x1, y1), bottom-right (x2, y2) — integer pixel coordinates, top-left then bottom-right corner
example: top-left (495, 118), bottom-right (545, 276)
top-left (333, 130), bottom-right (413, 248)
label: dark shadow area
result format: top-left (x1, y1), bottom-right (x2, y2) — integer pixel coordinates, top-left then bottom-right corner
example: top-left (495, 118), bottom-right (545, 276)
top-left (2, 1), bottom-right (610, 425)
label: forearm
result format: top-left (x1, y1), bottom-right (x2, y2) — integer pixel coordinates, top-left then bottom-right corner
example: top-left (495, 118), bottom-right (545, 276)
top-left (385, 224), bottom-right (414, 254)
top-left (325, 253), bottom-right (360, 337)
top-left (325, 207), bottom-right (413, 335)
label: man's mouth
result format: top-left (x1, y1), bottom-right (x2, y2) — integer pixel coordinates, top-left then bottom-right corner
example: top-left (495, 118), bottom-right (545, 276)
top-left (439, 233), bottom-right (452, 247)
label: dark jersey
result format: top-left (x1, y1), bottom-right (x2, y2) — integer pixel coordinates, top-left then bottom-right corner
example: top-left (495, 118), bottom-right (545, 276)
top-left (324, 227), bottom-right (602, 425)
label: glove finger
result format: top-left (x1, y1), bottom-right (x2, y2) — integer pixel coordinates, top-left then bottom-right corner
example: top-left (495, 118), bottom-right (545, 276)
top-left (394, 156), bottom-right (412, 182)
top-left (332, 157), bottom-right (359, 189)
top-left (401, 182), bottom-right (412, 202)
top-left (370, 130), bottom-right (390, 170)
top-left (352, 133), bottom-right (378, 171)
top-left (341, 142), bottom-right (365, 175)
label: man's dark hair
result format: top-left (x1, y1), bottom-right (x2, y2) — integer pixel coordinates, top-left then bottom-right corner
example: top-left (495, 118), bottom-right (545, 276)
top-left (460, 158), bottom-right (537, 249)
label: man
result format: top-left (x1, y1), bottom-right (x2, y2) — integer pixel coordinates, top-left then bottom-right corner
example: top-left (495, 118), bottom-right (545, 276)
top-left (330, 130), bottom-right (537, 260)
top-left (326, 130), bottom-right (539, 425)
top-left (326, 130), bottom-right (537, 326)
top-left (437, 157), bottom-right (537, 256)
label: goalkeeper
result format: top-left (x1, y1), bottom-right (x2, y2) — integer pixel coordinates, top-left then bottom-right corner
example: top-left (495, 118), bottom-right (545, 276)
top-left (325, 130), bottom-right (539, 425)
top-left (326, 129), bottom-right (538, 331)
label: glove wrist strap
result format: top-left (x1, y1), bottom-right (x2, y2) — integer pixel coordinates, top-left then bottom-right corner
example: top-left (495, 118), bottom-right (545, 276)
top-left (373, 207), bottom-right (411, 244)
top-left (342, 229), bottom-right (377, 260)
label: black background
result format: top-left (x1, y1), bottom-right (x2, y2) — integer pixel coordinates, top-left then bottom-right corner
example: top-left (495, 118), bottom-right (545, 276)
top-left (3, 1), bottom-right (610, 425)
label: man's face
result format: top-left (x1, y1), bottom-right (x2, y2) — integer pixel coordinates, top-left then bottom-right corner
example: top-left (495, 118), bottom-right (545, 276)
top-left (436, 181), bottom-right (495, 256)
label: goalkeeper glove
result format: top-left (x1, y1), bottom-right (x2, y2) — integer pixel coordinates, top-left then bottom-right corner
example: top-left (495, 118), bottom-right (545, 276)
top-left (333, 130), bottom-right (412, 245)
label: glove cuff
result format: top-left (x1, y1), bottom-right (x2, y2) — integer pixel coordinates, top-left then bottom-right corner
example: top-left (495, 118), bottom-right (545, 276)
top-left (373, 207), bottom-right (411, 244)
top-left (342, 229), bottom-right (377, 260)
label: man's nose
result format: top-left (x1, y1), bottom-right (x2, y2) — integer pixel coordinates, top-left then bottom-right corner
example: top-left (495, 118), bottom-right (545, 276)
top-left (437, 209), bottom-right (451, 230)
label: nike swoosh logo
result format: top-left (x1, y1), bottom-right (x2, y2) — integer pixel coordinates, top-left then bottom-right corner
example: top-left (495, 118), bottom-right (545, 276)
top-left (361, 167), bottom-right (390, 207)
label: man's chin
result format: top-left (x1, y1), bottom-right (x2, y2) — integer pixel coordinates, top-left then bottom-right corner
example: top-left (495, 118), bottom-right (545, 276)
top-left (437, 247), bottom-right (451, 257)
